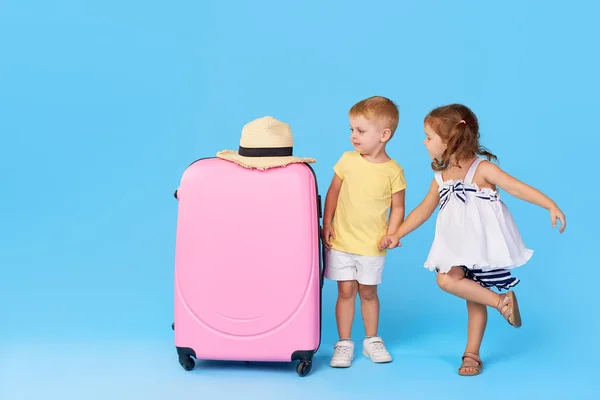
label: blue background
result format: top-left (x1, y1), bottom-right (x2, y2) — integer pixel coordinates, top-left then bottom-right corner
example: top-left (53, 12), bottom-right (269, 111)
top-left (1, 0), bottom-right (598, 399)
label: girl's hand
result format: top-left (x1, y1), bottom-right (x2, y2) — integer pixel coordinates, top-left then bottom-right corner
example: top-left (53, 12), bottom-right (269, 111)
top-left (322, 225), bottom-right (336, 248)
top-left (550, 206), bottom-right (566, 233)
top-left (378, 234), bottom-right (401, 251)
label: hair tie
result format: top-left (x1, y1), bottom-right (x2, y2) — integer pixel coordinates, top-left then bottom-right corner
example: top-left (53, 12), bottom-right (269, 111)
top-left (459, 120), bottom-right (466, 124)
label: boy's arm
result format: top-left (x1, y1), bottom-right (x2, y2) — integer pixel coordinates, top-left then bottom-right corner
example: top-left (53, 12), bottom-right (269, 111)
top-left (322, 173), bottom-right (343, 248)
top-left (392, 178), bottom-right (439, 240)
top-left (387, 189), bottom-right (406, 234)
top-left (323, 174), bottom-right (343, 228)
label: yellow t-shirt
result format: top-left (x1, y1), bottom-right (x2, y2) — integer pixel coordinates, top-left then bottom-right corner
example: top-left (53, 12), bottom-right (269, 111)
top-left (331, 151), bottom-right (407, 257)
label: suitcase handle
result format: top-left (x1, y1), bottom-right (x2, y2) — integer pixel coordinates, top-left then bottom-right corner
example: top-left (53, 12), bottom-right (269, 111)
top-left (319, 227), bottom-right (326, 289)
top-left (320, 239), bottom-right (326, 289)
top-left (317, 195), bottom-right (326, 289)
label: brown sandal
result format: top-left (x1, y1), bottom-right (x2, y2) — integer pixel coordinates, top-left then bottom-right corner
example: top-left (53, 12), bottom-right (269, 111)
top-left (458, 352), bottom-right (483, 376)
top-left (496, 291), bottom-right (522, 328)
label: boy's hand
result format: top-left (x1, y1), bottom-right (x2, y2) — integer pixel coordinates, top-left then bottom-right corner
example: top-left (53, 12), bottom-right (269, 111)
top-left (378, 234), bottom-right (401, 251)
top-left (550, 206), bottom-right (566, 234)
top-left (322, 225), bottom-right (336, 248)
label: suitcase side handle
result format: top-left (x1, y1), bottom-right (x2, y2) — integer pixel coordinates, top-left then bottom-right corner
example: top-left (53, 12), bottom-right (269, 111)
top-left (321, 238), bottom-right (326, 289)
top-left (319, 226), bottom-right (326, 289)
top-left (318, 195), bottom-right (326, 289)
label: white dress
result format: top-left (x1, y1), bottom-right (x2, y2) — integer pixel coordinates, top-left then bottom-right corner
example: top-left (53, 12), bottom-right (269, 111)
top-left (424, 158), bottom-right (533, 283)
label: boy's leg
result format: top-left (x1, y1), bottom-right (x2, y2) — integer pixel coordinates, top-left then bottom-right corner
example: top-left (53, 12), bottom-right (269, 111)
top-left (358, 284), bottom-right (379, 337)
top-left (356, 255), bottom-right (391, 363)
top-left (324, 249), bottom-right (358, 367)
top-left (331, 281), bottom-right (358, 368)
top-left (337, 280), bottom-right (359, 339)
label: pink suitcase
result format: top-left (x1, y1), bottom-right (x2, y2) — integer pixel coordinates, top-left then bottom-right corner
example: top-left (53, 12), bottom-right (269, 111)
top-left (172, 157), bottom-right (324, 377)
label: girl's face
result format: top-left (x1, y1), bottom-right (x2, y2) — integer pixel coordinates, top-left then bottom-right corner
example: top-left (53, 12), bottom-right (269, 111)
top-left (424, 123), bottom-right (446, 160)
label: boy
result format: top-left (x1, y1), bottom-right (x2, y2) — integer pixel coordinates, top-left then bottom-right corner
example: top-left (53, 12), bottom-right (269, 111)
top-left (322, 96), bottom-right (406, 368)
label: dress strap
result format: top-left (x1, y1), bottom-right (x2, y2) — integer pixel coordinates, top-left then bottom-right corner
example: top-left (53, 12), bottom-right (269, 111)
top-left (464, 158), bottom-right (484, 184)
top-left (434, 171), bottom-right (444, 185)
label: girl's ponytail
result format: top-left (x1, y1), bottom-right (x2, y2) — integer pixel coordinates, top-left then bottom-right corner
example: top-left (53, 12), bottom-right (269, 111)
top-left (425, 104), bottom-right (497, 171)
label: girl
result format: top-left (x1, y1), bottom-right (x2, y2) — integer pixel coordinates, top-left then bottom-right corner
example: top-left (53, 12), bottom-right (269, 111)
top-left (379, 103), bottom-right (566, 376)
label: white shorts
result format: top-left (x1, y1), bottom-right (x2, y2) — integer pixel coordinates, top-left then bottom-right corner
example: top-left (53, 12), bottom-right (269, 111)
top-left (324, 248), bottom-right (386, 285)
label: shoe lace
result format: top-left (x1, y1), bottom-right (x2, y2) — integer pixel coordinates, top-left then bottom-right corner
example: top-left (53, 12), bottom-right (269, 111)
top-left (334, 344), bottom-right (352, 358)
top-left (369, 340), bottom-right (387, 355)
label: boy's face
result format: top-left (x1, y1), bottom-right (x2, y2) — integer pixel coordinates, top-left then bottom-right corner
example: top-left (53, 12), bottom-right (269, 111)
top-left (349, 115), bottom-right (391, 154)
top-left (424, 123), bottom-right (446, 160)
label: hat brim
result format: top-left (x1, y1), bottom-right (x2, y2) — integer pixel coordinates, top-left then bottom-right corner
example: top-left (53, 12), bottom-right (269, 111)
top-left (216, 150), bottom-right (316, 170)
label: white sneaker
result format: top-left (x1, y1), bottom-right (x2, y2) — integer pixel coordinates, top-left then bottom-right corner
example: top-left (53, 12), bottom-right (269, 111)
top-left (330, 340), bottom-right (354, 368)
top-left (363, 337), bottom-right (392, 363)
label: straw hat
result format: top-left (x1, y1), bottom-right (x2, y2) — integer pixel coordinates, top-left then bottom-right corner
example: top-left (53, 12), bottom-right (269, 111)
top-left (216, 116), bottom-right (316, 170)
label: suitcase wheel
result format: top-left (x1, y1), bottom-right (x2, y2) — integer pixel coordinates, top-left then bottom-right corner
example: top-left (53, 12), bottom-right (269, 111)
top-left (179, 356), bottom-right (195, 371)
top-left (296, 360), bottom-right (312, 377)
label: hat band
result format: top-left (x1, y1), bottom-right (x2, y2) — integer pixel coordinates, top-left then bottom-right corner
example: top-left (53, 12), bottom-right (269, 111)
top-left (238, 146), bottom-right (293, 157)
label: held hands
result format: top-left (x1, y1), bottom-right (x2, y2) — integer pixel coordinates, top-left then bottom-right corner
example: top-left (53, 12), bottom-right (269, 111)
top-left (378, 234), bottom-right (401, 252)
top-left (550, 205), bottom-right (567, 234)
top-left (322, 225), bottom-right (402, 252)
top-left (321, 225), bottom-right (336, 248)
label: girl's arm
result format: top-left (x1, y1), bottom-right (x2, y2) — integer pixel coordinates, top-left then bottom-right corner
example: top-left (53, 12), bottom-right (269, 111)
top-left (480, 161), bottom-right (567, 233)
top-left (392, 178), bottom-right (439, 240)
top-left (387, 189), bottom-right (406, 235)
top-left (379, 179), bottom-right (439, 250)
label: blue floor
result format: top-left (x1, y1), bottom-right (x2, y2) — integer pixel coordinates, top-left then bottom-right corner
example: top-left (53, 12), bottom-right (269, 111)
top-left (2, 269), bottom-right (598, 400)
top-left (1, 328), bottom-right (597, 399)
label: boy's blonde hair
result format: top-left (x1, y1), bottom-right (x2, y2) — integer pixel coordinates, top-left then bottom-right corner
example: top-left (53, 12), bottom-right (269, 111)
top-left (349, 96), bottom-right (399, 137)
